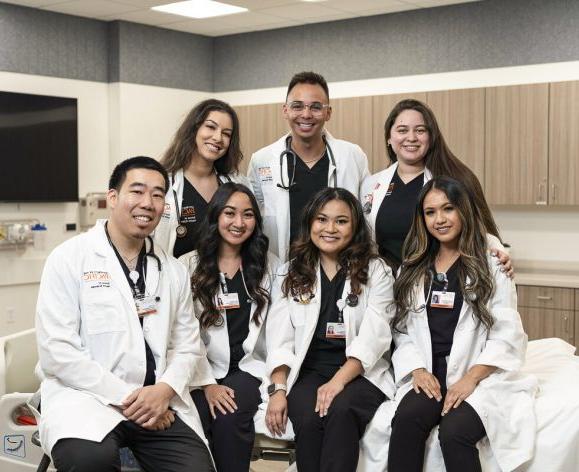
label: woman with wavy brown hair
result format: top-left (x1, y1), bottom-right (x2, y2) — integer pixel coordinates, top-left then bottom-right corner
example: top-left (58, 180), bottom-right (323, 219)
top-left (361, 98), bottom-right (511, 275)
top-left (264, 187), bottom-right (395, 472)
top-left (388, 176), bottom-right (536, 472)
top-left (155, 99), bottom-right (251, 258)
top-left (179, 182), bottom-right (279, 472)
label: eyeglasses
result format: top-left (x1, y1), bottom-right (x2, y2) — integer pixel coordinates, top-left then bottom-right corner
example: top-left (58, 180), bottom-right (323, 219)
top-left (286, 101), bottom-right (330, 116)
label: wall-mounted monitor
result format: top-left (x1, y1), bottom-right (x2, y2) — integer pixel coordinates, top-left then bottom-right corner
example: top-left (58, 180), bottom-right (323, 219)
top-left (0, 91), bottom-right (78, 202)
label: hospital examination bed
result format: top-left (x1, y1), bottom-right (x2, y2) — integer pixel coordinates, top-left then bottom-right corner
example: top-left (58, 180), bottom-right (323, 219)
top-left (1, 330), bottom-right (578, 471)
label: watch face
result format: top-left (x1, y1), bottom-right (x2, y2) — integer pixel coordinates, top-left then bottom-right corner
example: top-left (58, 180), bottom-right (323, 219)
top-left (267, 384), bottom-right (275, 395)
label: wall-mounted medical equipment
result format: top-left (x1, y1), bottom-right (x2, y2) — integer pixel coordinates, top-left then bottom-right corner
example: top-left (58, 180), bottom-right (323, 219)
top-left (0, 220), bottom-right (39, 250)
top-left (79, 193), bottom-right (108, 230)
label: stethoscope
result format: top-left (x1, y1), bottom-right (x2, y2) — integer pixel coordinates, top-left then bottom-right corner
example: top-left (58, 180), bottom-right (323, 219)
top-left (172, 171), bottom-right (231, 238)
top-left (214, 265), bottom-right (254, 327)
top-left (292, 289), bottom-right (359, 324)
top-left (105, 223), bottom-right (162, 299)
top-left (415, 270), bottom-right (448, 312)
top-left (277, 134), bottom-right (337, 190)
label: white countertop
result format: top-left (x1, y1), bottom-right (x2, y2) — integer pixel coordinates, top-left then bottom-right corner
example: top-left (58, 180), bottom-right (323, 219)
top-left (515, 260), bottom-right (579, 289)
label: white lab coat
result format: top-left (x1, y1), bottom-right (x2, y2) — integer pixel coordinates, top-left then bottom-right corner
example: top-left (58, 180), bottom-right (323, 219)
top-left (247, 131), bottom-right (370, 261)
top-left (154, 168), bottom-right (252, 255)
top-left (391, 256), bottom-right (538, 471)
top-left (179, 250), bottom-right (280, 393)
top-left (266, 258), bottom-right (396, 400)
top-left (35, 221), bottom-right (209, 456)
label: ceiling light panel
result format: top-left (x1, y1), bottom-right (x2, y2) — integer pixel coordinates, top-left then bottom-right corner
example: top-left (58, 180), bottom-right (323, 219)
top-left (152, 0), bottom-right (247, 19)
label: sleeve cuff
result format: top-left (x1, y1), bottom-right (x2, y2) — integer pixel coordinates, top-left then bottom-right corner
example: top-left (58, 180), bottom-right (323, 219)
top-left (266, 348), bottom-right (296, 377)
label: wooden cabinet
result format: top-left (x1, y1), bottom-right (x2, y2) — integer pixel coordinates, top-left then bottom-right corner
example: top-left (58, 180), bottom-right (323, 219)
top-left (549, 81), bottom-right (579, 205)
top-left (485, 84), bottom-right (549, 205)
top-left (518, 285), bottom-right (576, 346)
top-left (371, 92), bottom-right (427, 173)
top-left (235, 103), bottom-right (286, 174)
top-left (519, 307), bottom-right (574, 345)
top-left (426, 88), bottom-right (485, 186)
top-left (325, 96), bottom-right (373, 167)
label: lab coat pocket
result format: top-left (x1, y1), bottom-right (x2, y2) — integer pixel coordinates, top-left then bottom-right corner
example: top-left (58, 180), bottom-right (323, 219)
top-left (83, 291), bottom-right (127, 335)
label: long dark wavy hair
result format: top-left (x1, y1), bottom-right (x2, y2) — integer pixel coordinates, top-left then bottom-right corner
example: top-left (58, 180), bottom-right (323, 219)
top-left (392, 176), bottom-right (495, 332)
top-left (190, 182), bottom-right (270, 328)
top-left (384, 99), bottom-right (502, 243)
top-left (161, 99), bottom-right (243, 176)
top-left (282, 187), bottom-right (377, 299)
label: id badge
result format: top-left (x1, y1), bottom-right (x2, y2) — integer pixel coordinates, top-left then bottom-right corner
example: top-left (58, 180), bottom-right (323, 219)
top-left (430, 291), bottom-right (455, 309)
top-left (326, 322), bottom-right (346, 339)
top-left (135, 294), bottom-right (158, 317)
top-left (216, 293), bottom-right (240, 310)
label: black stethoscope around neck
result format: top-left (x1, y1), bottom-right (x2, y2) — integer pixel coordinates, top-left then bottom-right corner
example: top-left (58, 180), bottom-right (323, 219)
top-left (277, 134), bottom-right (337, 190)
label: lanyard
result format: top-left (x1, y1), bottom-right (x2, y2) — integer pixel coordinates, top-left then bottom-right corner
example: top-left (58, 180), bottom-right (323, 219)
top-left (105, 223), bottom-right (147, 297)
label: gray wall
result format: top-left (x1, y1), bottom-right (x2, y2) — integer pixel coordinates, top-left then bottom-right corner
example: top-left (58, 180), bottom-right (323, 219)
top-left (213, 0), bottom-right (579, 91)
top-left (0, 2), bottom-right (213, 91)
top-left (2, 0), bottom-right (579, 92)
top-left (0, 2), bottom-right (108, 82)
top-left (110, 21), bottom-right (213, 90)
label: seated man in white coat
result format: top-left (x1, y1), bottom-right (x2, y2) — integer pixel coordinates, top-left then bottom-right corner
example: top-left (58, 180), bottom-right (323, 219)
top-left (35, 156), bottom-right (214, 472)
top-left (247, 71), bottom-right (369, 261)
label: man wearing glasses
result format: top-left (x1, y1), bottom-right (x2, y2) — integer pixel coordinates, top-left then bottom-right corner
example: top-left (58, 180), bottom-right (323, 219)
top-left (248, 71), bottom-right (369, 261)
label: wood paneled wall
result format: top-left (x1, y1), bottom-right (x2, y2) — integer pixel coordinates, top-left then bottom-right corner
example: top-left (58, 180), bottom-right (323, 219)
top-left (234, 81), bottom-right (579, 206)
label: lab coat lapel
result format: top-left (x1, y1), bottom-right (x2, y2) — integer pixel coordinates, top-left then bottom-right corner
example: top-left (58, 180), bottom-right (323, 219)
top-left (93, 223), bottom-right (137, 313)
top-left (144, 237), bottom-right (160, 297)
top-left (303, 265), bottom-right (322, 348)
top-left (369, 163), bottom-right (397, 229)
top-left (339, 277), bottom-right (356, 342)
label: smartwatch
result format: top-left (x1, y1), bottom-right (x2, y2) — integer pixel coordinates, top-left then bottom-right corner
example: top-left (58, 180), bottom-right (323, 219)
top-left (267, 383), bottom-right (287, 396)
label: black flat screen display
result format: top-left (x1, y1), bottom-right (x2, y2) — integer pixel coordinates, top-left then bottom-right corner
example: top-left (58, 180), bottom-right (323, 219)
top-left (0, 91), bottom-right (78, 202)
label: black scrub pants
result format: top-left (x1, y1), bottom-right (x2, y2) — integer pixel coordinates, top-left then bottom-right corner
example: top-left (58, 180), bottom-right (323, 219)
top-left (191, 369), bottom-right (261, 472)
top-left (388, 358), bottom-right (486, 472)
top-left (287, 371), bottom-right (385, 472)
top-left (51, 416), bottom-right (214, 472)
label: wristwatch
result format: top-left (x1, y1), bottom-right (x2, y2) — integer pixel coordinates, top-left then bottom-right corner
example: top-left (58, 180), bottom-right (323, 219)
top-left (267, 383), bottom-right (287, 396)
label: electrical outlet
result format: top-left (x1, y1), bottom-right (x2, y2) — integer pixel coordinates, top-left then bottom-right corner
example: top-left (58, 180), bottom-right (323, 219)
top-left (6, 307), bottom-right (15, 324)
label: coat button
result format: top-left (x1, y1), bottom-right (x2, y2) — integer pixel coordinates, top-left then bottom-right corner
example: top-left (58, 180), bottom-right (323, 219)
top-left (143, 327), bottom-right (149, 333)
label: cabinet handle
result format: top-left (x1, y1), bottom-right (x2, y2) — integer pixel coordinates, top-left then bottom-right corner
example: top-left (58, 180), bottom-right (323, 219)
top-left (536, 295), bottom-right (552, 301)
top-left (561, 315), bottom-right (569, 334)
top-left (551, 184), bottom-right (558, 203)
top-left (536, 181), bottom-right (547, 205)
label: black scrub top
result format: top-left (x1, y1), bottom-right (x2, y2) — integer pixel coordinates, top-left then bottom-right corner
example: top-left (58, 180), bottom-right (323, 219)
top-left (425, 260), bottom-right (463, 387)
top-left (288, 152), bottom-right (329, 245)
top-left (172, 177), bottom-right (212, 259)
top-left (223, 270), bottom-right (252, 377)
top-left (301, 267), bottom-right (347, 380)
top-left (375, 170), bottom-right (424, 270)
top-left (110, 243), bottom-right (156, 387)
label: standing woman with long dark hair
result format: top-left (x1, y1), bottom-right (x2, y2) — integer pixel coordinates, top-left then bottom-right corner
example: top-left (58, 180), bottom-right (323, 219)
top-left (265, 187), bottom-right (395, 472)
top-left (179, 182), bottom-right (279, 472)
top-left (361, 99), bottom-right (511, 275)
top-left (155, 99), bottom-right (250, 258)
top-left (388, 176), bottom-right (537, 472)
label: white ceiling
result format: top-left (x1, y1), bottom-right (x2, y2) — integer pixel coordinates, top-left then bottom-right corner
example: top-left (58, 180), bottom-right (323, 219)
top-left (3, 0), bottom-right (482, 37)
